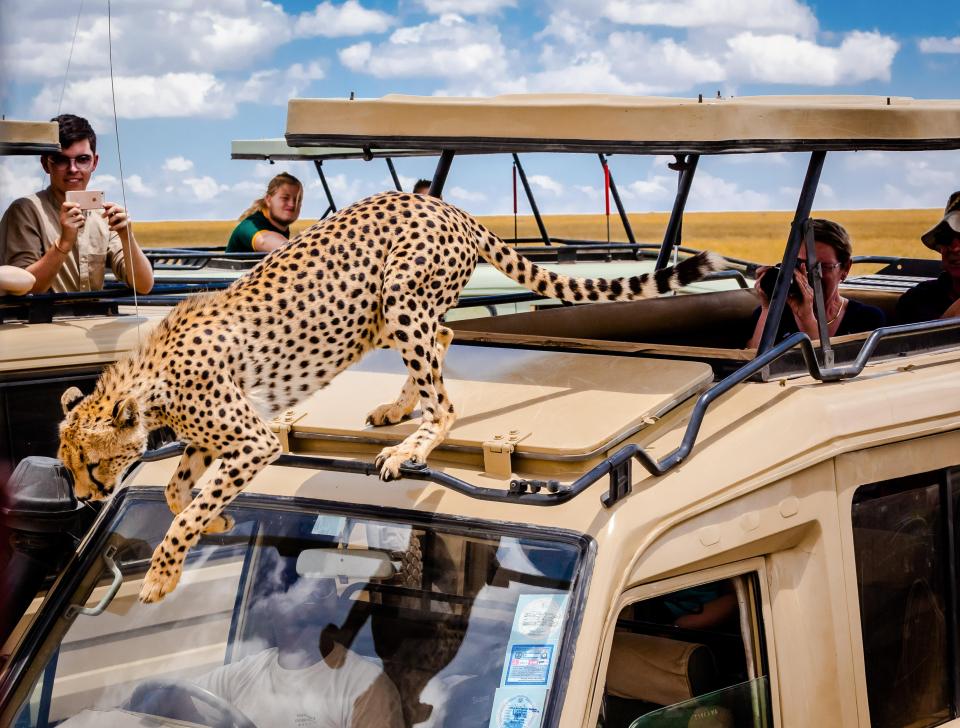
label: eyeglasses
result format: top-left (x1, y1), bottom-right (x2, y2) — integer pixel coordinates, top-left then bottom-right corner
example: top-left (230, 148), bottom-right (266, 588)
top-left (794, 259), bottom-right (843, 272)
top-left (47, 153), bottom-right (94, 171)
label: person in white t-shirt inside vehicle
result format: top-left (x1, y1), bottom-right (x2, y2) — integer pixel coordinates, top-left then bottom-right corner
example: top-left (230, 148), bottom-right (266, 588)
top-left (175, 575), bottom-right (403, 728)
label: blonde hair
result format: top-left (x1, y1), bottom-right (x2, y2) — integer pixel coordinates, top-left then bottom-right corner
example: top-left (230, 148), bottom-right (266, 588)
top-left (239, 172), bottom-right (303, 221)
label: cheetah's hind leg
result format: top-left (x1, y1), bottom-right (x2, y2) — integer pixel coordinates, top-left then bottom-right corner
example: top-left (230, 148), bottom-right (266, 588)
top-left (366, 326), bottom-right (454, 427)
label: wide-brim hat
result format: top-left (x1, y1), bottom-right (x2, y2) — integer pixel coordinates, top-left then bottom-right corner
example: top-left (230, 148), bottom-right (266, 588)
top-left (921, 191), bottom-right (960, 251)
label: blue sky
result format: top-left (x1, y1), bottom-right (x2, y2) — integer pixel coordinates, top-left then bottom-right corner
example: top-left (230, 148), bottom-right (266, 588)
top-left (0, 0), bottom-right (958, 221)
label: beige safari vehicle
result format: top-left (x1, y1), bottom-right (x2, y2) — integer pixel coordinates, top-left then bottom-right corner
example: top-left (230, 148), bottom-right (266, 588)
top-left (3, 95), bottom-right (960, 728)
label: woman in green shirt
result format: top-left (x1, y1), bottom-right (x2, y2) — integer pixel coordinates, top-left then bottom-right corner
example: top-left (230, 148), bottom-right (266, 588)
top-left (227, 172), bottom-right (303, 253)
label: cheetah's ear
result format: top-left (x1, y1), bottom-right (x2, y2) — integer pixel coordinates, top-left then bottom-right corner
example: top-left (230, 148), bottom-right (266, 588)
top-left (61, 387), bottom-right (85, 415)
top-left (111, 396), bottom-right (140, 429)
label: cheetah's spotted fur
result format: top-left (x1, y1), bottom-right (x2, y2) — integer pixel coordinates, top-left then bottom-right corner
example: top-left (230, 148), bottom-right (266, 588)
top-left (58, 191), bottom-right (723, 602)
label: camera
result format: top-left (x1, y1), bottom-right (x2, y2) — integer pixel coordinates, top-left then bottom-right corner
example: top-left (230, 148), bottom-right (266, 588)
top-left (758, 264), bottom-right (802, 301)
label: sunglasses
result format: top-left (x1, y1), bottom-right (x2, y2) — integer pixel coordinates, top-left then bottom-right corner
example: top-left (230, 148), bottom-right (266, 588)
top-left (47, 153), bottom-right (94, 171)
top-left (794, 258), bottom-right (843, 272)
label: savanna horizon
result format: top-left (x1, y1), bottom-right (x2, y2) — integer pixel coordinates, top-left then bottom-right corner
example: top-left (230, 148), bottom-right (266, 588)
top-left (133, 208), bottom-right (943, 263)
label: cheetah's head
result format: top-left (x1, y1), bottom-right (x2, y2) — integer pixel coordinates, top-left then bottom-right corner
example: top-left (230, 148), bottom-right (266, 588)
top-left (58, 386), bottom-right (149, 501)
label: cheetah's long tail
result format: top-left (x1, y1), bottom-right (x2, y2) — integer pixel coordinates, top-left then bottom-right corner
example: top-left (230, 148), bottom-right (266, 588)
top-left (473, 223), bottom-right (725, 303)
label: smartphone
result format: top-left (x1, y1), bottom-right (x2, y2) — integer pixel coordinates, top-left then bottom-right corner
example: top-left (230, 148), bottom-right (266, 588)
top-left (66, 190), bottom-right (105, 210)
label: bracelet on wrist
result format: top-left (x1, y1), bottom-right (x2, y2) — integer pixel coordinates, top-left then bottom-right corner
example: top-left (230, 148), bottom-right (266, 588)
top-left (54, 238), bottom-right (72, 255)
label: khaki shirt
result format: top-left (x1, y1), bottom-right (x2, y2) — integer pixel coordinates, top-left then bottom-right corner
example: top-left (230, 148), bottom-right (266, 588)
top-left (0, 187), bottom-right (127, 292)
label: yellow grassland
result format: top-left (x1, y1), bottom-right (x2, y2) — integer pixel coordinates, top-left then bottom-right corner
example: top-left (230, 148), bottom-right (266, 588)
top-left (134, 209), bottom-right (942, 263)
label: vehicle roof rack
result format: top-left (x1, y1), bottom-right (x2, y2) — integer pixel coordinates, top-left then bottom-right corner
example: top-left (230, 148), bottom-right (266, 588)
top-left (0, 120), bottom-right (59, 156)
top-left (139, 316), bottom-right (960, 510)
top-left (285, 95), bottom-right (960, 155)
top-left (0, 282), bottom-right (232, 324)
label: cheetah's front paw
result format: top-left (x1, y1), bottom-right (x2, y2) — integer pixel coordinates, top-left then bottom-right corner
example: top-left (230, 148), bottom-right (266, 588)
top-left (139, 548), bottom-right (182, 603)
top-left (203, 513), bottom-right (235, 535)
top-left (375, 445), bottom-right (421, 481)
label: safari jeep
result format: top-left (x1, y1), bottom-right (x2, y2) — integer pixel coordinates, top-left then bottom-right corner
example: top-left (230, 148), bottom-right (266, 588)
top-left (2, 94), bottom-right (960, 728)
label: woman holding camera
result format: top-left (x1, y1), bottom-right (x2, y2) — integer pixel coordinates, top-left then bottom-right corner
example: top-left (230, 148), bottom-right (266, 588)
top-left (744, 218), bottom-right (885, 349)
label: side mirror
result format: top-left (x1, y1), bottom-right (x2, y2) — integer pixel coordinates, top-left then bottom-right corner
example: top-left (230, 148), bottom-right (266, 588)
top-left (1, 456), bottom-right (84, 533)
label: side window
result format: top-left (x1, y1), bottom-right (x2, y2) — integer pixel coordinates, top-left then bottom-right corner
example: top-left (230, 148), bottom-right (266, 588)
top-left (601, 574), bottom-right (771, 728)
top-left (852, 468), bottom-right (960, 728)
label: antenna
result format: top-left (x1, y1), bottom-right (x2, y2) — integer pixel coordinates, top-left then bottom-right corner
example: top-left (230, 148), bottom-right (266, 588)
top-left (107, 0), bottom-right (142, 339)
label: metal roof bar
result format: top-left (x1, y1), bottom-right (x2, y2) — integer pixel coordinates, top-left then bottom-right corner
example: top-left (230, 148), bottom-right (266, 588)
top-left (313, 160), bottom-right (337, 219)
top-left (512, 154), bottom-right (551, 246)
top-left (599, 154), bottom-right (636, 245)
top-left (430, 150), bottom-right (455, 197)
top-left (385, 158), bottom-right (402, 191)
top-left (758, 150), bottom-right (827, 353)
top-left (655, 154), bottom-right (699, 271)
top-left (137, 315), bottom-right (960, 510)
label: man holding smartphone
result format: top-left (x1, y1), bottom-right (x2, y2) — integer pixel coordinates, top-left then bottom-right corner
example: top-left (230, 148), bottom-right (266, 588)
top-left (0, 114), bottom-right (153, 294)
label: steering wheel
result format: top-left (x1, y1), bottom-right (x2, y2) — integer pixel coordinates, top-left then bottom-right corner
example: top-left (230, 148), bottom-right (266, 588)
top-left (125, 678), bottom-right (258, 728)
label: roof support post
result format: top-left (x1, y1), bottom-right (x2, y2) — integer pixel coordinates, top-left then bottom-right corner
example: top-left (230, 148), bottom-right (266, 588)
top-left (598, 154), bottom-right (636, 245)
top-left (430, 150), bottom-right (455, 198)
top-left (512, 153), bottom-right (551, 246)
top-left (805, 220), bottom-right (835, 367)
top-left (385, 157), bottom-right (402, 191)
top-left (313, 160), bottom-right (336, 220)
top-left (758, 150), bottom-right (827, 354)
top-left (655, 154), bottom-right (699, 271)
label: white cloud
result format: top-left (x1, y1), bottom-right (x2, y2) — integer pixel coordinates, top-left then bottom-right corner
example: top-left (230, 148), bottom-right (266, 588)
top-left (904, 159), bottom-right (960, 190)
top-left (183, 175), bottom-right (229, 202)
top-left (339, 15), bottom-right (509, 80)
top-left (30, 59), bottom-right (319, 123)
top-left (843, 151), bottom-right (892, 170)
top-left (0, 157), bottom-right (45, 211)
top-left (624, 176), bottom-right (673, 202)
top-left (126, 174), bottom-right (154, 197)
top-left (686, 170), bottom-right (771, 211)
top-left (295, 0), bottom-right (393, 37)
top-left (93, 174), bottom-right (119, 191)
top-left (448, 186), bottom-right (487, 203)
top-left (919, 36), bottom-right (960, 54)
top-left (780, 182), bottom-right (834, 202)
top-left (726, 30), bottom-right (898, 84)
top-left (32, 73), bottom-right (234, 122)
top-left (528, 174), bottom-right (565, 195)
top-left (1, 1), bottom-right (293, 80)
top-left (163, 156), bottom-right (194, 173)
top-left (236, 62), bottom-right (326, 106)
top-left (420, 0), bottom-right (516, 14)
top-left (311, 173), bottom-right (368, 206)
top-left (525, 32), bottom-right (725, 94)
top-left (599, 0), bottom-right (818, 36)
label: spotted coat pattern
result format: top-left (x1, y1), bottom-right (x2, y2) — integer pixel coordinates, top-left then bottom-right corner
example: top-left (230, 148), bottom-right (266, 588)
top-left (57, 191), bottom-right (723, 602)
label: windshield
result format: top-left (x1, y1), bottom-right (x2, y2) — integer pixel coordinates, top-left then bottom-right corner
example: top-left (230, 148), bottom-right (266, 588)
top-left (7, 490), bottom-right (587, 728)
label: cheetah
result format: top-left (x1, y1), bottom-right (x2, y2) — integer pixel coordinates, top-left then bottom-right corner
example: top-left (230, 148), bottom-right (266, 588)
top-left (57, 191), bottom-right (723, 602)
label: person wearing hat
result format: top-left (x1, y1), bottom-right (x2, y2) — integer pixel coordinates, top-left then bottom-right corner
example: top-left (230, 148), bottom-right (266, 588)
top-left (896, 191), bottom-right (960, 323)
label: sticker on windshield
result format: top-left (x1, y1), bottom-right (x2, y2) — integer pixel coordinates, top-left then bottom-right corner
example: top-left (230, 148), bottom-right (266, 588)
top-left (513, 594), bottom-right (567, 640)
top-left (488, 687), bottom-right (547, 728)
top-left (497, 593), bottom-right (569, 695)
top-left (310, 515), bottom-right (345, 538)
top-left (505, 644), bottom-right (554, 685)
